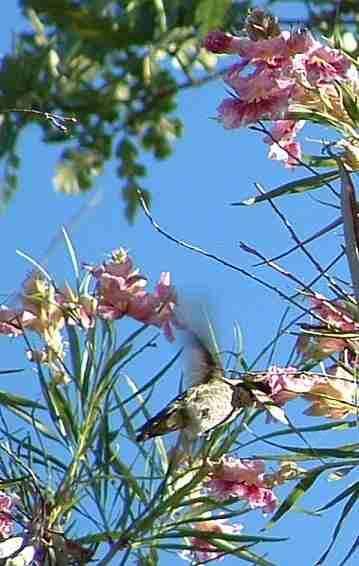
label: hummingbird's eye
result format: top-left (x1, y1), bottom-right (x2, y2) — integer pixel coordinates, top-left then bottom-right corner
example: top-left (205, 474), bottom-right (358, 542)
top-left (201, 408), bottom-right (210, 418)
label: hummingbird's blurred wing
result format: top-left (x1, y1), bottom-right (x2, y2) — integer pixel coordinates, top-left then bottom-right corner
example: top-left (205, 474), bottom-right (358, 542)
top-left (186, 330), bottom-right (224, 386)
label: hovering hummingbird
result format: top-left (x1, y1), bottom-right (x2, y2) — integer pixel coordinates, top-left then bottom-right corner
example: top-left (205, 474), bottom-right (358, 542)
top-left (135, 332), bottom-right (280, 442)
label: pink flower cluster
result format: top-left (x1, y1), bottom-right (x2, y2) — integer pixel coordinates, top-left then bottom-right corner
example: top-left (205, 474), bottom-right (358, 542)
top-left (0, 306), bottom-right (24, 337)
top-left (0, 275), bottom-right (93, 339)
top-left (299, 294), bottom-right (359, 360)
top-left (311, 294), bottom-right (359, 331)
top-left (253, 359), bottom-right (359, 423)
top-left (251, 362), bottom-right (359, 422)
top-left (0, 492), bottom-right (15, 539)
top-left (261, 365), bottom-right (318, 406)
top-left (0, 249), bottom-right (180, 346)
top-left (204, 27), bottom-right (356, 167)
top-left (206, 457), bottom-right (277, 514)
top-left (89, 249), bottom-right (181, 341)
top-left (240, 366), bottom-right (321, 424)
top-left (304, 364), bottom-right (358, 419)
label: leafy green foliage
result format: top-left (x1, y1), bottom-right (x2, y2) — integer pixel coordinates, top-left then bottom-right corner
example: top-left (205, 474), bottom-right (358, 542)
top-left (1, 0), bottom-right (359, 218)
top-left (0, 0), bottom-right (248, 219)
top-left (195, 0), bottom-right (232, 35)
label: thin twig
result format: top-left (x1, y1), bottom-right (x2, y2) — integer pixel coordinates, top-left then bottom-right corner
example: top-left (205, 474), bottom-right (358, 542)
top-left (254, 182), bottom-right (338, 287)
top-left (2, 108), bottom-right (77, 133)
top-left (255, 216), bottom-right (342, 266)
top-left (136, 190), bottom-right (317, 318)
top-left (290, 251), bottom-right (346, 301)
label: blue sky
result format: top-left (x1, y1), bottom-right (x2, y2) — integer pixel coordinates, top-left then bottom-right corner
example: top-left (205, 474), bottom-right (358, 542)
top-left (0, 3), bottom-right (358, 565)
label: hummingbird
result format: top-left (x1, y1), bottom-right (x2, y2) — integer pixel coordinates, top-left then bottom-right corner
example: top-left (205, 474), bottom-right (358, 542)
top-left (135, 332), bottom-right (277, 442)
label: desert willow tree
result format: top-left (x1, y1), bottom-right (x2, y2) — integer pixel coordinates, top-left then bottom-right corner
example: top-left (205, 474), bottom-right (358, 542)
top-left (2, 6), bottom-right (359, 566)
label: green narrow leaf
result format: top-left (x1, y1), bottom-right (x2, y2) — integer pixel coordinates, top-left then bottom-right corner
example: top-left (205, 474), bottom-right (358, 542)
top-left (145, 543), bottom-right (276, 566)
top-left (75, 531), bottom-right (131, 545)
top-left (66, 324), bottom-right (82, 383)
top-left (232, 170), bottom-right (339, 206)
top-left (0, 405), bottom-right (62, 444)
top-left (80, 337), bottom-right (94, 401)
top-left (301, 155), bottom-right (338, 168)
top-left (155, 529), bottom-right (287, 543)
top-left (48, 381), bottom-right (78, 442)
top-left (0, 390), bottom-right (44, 409)
top-left (0, 429), bottom-right (67, 470)
top-left (36, 361), bottom-right (69, 440)
top-left (267, 468), bottom-right (324, 527)
top-left (338, 533), bottom-right (359, 566)
top-left (241, 419), bottom-right (357, 450)
top-left (16, 249), bottom-right (52, 281)
top-left (123, 371), bottom-right (169, 471)
top-left (340, 83), bottom-right (359, 125)
top-left (62, 226), bottom-right (80, 279)
top-left (0, 477), bottom-right (29, 488)
top-left (109, 449), bottom-right (148, 504)
top-left (339, 160), bottom-right (359, 303)
top-left (232, 547), bottom-right (277, 566)
top-left (316, 480), bottom-right (359, 513)
top-left (315, 485), bottom-right (359, 565)
top-left (101, 344), bottom-right (132, 377)
top-left (257, 440), bottom-right (359, 460)
top-left (288, 108), bottom-right (345, 129)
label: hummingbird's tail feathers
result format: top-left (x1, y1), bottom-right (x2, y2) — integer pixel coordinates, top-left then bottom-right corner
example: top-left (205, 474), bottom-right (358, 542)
top-left (135, 394), bottom-right (186, 442)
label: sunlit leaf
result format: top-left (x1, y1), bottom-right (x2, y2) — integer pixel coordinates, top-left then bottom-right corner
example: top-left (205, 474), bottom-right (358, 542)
top-left (233, 170), bottom-right (339, 206)
top-left (195, 0), bottom-right (231, 34)
top-left (339, 160), bottom-right (359, 302)
top-left (267, 468), bottom-right (324, 527)
top-left (0, 391), bottom-right (44, 410)
top-left (315, 485), bottom-right (359, 565)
